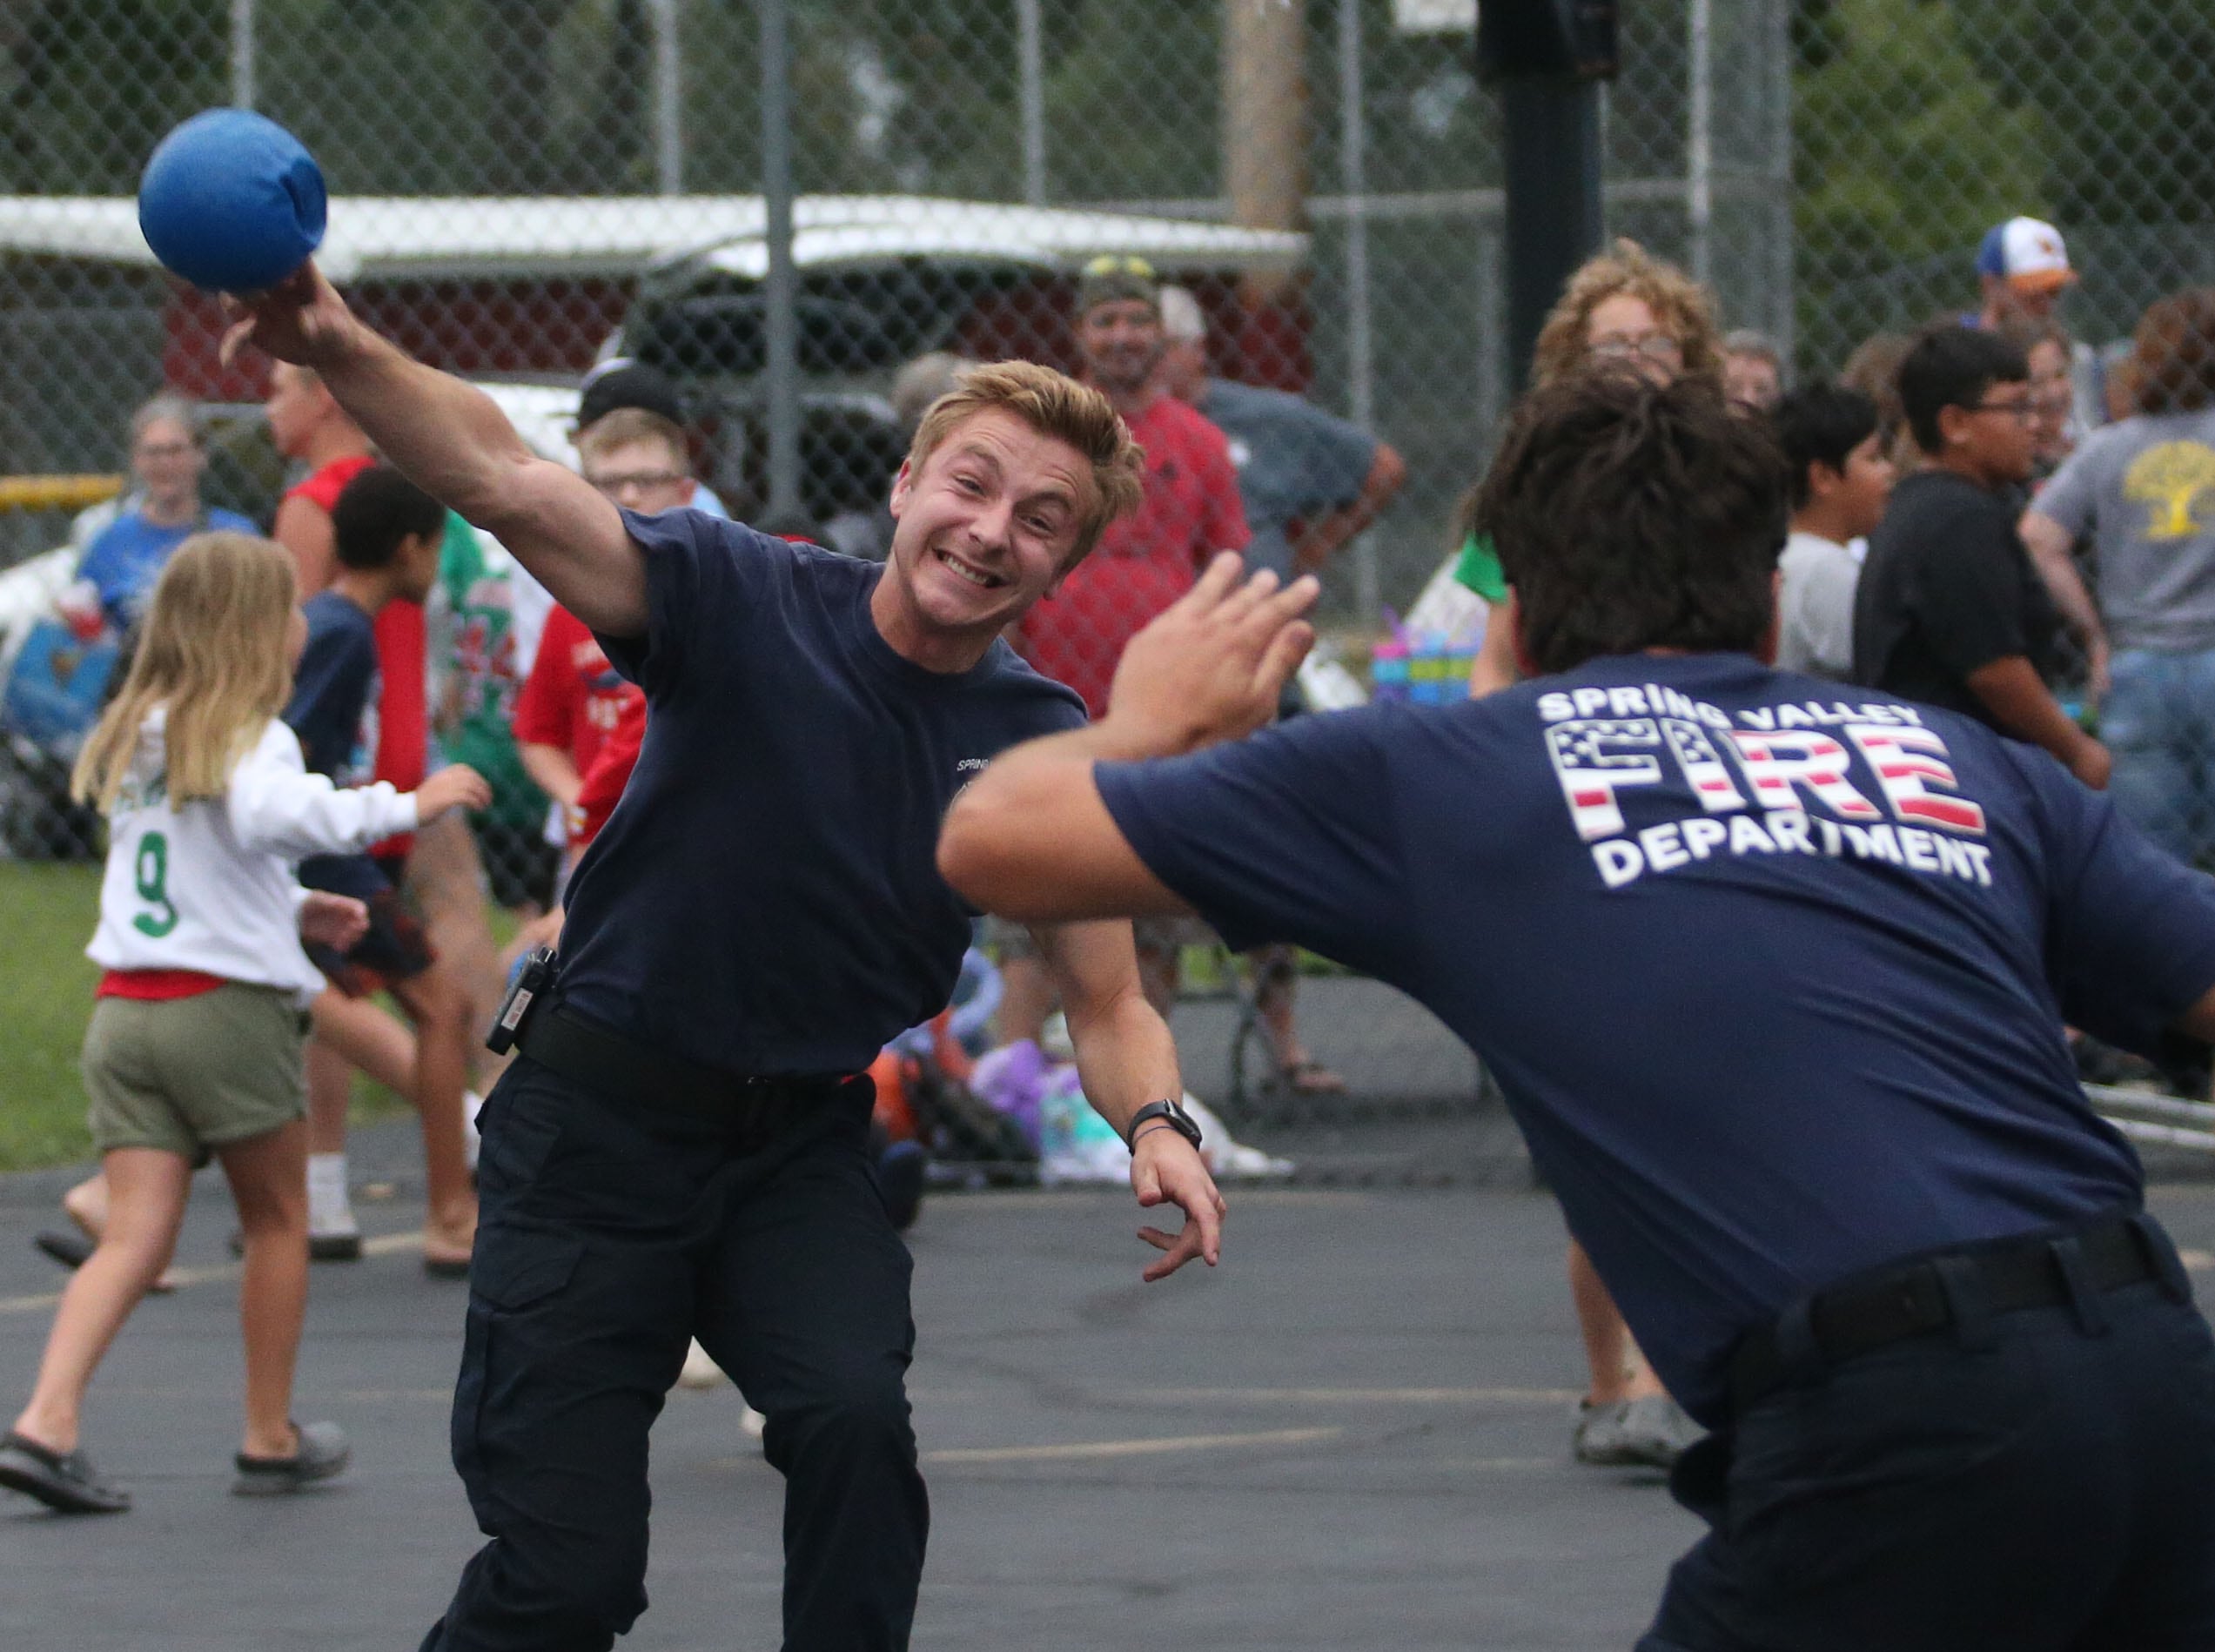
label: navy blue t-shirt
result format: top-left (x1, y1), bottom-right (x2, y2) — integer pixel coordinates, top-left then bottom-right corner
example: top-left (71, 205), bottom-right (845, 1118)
top-left (1097, 651), bottom-right (2215, 1424)
top-left (284, 589), bottom-right (386, 899)
top-left (554, 511), bottom-right (1086, 1076)
top-left (285, 590), bottom-right (379, 784)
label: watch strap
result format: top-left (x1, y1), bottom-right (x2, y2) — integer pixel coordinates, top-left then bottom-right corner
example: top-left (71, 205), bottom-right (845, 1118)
top-left (1124, 1098), bottom-right (1202, 1150)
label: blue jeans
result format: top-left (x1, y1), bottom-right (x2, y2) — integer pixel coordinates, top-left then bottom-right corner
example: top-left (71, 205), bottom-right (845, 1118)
top-left (2102, 646), bottom-right (2215, 866)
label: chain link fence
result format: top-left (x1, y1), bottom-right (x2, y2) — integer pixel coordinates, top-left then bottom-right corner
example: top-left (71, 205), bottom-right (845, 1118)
top-left (3, 1), bottom-right (2212, 1161)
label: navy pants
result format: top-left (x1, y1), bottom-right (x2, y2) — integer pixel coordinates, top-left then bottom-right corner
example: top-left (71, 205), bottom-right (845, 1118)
top-left (419, 1057), bottom-right (928, 1652)
top-left (1641, 1226), bottom-right (2215, 1651)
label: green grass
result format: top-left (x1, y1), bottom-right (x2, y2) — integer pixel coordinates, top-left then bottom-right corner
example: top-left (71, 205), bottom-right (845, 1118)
top-left (0, 862), bottom-right (104, 1171)
top-left (0, 860), bottom-right (420, 1173)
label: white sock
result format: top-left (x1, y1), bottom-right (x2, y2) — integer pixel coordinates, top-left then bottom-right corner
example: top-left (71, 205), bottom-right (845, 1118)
top-left (307, 1152), bottom-right (354, 1232)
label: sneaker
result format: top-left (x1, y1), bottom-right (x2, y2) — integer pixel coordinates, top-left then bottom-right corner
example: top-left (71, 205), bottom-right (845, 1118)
top-left (677, 1339), bottom-right (728, 1391)
top-left (1572, 1394), bottom-right (1696, 1468)
top-left (307, 1223), bottom-right (363, 1263)
top-left (232, 1420), bottom-right (350, 1496)
top-left (740, 1403), bottom-right (767, 1443)
top-left (0, 1430), bottom-right (130, 1514)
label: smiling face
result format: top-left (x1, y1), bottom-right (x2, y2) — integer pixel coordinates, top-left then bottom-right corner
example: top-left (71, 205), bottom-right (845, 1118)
top-left (880, 407), bottom-right (1092, 661)
top-left (1077, 298), bottom-right (1165, 399)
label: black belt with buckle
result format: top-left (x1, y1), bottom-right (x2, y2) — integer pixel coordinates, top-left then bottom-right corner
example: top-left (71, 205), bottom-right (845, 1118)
top-left (1728, 1213), bottom-right (2168, 1414)
top-left (516, 1003), bottom-right (848, 1141)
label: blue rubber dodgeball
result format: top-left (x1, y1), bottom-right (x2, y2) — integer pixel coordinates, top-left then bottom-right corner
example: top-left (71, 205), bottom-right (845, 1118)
top-left (138, 109), bottom-right (326, 292)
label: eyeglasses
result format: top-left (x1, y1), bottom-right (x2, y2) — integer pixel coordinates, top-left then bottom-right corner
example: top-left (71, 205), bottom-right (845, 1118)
top-left (1588, 333), bottom-right (1683, 363)
top-left (1963, 399), bottom-right (2037, 422)
top-left (586, 470), bottom-right (688, 495)
top-left (1083, 253), bottom-right (1157, 280)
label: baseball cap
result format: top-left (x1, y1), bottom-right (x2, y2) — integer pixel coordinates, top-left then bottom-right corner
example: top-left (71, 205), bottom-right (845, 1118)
top-left (577, 358), bottom-right (685, 432)
top-left (1975, 218), bottom-right (2077, 294)
top-left (1075, 253), bottom-right (1159, 317)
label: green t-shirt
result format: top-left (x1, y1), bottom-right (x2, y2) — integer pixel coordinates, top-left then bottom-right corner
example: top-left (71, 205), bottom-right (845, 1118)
top-left (1451, 531), bottom-right (1509, 605)
top-left (435, 513), bottom-right (544, 828)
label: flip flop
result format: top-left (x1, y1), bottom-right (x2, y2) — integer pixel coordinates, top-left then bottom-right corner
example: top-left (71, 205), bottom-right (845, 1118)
top-left (0, 1430), bottom-right (130, 1514)
top-left (31, 1231), bottom-right (175, 1294)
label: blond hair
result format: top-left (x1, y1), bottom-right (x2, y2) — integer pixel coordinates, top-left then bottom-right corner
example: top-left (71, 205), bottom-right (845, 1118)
top-left (71, 532), bottom-right (299, 814)
top-left (1531, 238), bottom-right (1724, 387)
top-left (576, 406), bottom-right (688, 472)
top-left (904, 359), bottom-right (1144, 565)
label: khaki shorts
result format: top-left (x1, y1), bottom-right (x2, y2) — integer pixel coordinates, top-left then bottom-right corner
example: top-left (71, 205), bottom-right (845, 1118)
top-left (81, 984), bottom-right (309, 1164)
top-left (982, 912), bottom-right (1213, 961)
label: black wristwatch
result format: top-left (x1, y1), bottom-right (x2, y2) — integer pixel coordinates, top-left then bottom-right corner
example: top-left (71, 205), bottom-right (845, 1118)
top-left (1124, 1097), bottom-right (1203, 1151)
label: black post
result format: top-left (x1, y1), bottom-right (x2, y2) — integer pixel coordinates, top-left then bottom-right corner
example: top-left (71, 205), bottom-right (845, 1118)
top-left (1500, 78), bottom-right (1603, 394)
top-left (1479, 0), bottom-right (1617, 393)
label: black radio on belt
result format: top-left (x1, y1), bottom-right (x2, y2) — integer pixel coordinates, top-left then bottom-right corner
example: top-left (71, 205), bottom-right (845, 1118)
top-left (487, 946), bottom-right (556, 1055)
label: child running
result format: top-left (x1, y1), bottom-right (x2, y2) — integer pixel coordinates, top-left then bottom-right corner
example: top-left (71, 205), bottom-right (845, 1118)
top-left (0, 532), bottom-right (487, 1515)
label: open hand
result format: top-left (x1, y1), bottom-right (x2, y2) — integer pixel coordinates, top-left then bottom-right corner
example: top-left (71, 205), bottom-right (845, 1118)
top-left (218, 261), bottom-right (360, 370)
top-left (1104, 554), bottom-right (1319, 757)
top-left (1131, 1129), bottom-right (1226, 1281)
top-left (413, 764), bottom-right (493, 822)
top-left (298, 891), bottom-right (369, 953)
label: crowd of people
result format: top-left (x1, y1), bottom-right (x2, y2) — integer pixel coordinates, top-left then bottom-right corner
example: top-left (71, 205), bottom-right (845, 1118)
top-left (3, 205), bottom-right (2213, 1648)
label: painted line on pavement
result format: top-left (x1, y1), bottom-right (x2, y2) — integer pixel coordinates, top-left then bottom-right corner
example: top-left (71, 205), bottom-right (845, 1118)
top-left (925, 1427), bottom-right (1340, 1464)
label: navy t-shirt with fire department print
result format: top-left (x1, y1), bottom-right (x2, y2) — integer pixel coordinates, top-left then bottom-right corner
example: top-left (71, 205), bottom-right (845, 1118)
top-left (1095, 651), bottom-right (2215, 1425)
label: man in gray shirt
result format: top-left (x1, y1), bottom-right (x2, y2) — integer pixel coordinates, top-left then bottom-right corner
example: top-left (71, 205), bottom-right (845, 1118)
top-left (1155, 285), bottom-right (1406, 1091)
top-left (2024, 288), bottom-right (2215, 863)
top-left (1157, 285), bottom-right (1406, 581)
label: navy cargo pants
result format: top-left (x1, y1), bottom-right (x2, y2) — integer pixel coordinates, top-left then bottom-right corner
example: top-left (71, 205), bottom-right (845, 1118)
top-left (1641, 1216), bottom-right (2215, 1651)
top-left (418, 1055), bottom-right (928, 1652)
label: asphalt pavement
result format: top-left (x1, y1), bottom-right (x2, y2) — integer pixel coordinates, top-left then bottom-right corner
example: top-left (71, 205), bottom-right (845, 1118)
top-left (6, 1126), bottom-right (2215, 1651)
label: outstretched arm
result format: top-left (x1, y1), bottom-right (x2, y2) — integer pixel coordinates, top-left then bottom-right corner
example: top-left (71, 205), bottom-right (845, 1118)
top-left (223, 264), bottom-right (646, 637)
top-left (1034, 918), bottom-right (1223, 1280)
top-left (941, 554), bottom-right (1318, 922)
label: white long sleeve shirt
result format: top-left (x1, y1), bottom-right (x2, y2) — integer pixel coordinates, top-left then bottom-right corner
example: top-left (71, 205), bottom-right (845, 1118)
top-left (86, 711), bottom-right (419, 1002)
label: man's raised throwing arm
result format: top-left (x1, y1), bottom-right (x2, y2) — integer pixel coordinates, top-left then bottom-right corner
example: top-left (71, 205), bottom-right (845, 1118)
top-left (224, 263), bottom-right (645, 637)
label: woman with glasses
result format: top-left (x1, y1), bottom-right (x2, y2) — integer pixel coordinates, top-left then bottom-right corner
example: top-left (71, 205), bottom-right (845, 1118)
top-left (1446, 240), bottom-right (1724, 1475)
top-left (1455, 239), bottom-right (1723, 697)
top-left (75, 396), bottom-right (258, 631)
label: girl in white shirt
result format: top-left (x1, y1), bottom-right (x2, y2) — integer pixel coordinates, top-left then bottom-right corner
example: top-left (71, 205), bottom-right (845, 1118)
top-left (0, 532), bottom-right (485, 1515)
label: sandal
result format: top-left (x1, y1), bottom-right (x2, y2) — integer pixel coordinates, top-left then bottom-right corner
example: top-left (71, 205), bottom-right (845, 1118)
top-left (232, 1420), bottom-right (351, 1496)
top-left (31, 1231), bottom-right (175, 1295)
top-left (1282, 1059), bottom-right (1347, 1095)
top-left (0, 1430), bottom-right (130, 1514)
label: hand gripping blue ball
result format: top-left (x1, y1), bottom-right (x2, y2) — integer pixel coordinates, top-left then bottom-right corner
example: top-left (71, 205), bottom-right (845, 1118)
top-left (138, 109), bottom-right (327, 293)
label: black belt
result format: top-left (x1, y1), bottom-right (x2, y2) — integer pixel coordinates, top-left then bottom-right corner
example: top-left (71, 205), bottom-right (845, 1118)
top-left (1728, 1213), bottom-right (2177, 1414)
top-left (516, 1004), bottom-right (849, 1140)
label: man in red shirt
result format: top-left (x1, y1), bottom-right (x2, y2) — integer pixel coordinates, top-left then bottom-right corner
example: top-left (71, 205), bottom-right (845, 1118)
top-left (1001, 259), bottom-right (1249, 1042)
top-left (1019, 258), bottom-right (1250, 716)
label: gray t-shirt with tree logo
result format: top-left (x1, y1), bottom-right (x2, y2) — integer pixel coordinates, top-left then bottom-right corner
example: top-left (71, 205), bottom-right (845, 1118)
top-left (2037, 410), bottom-right (2215, 651)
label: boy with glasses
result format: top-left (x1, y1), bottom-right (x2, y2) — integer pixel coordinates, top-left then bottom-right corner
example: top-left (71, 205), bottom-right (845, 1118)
top-left (1854, 328), bottom-right (2111, 789)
